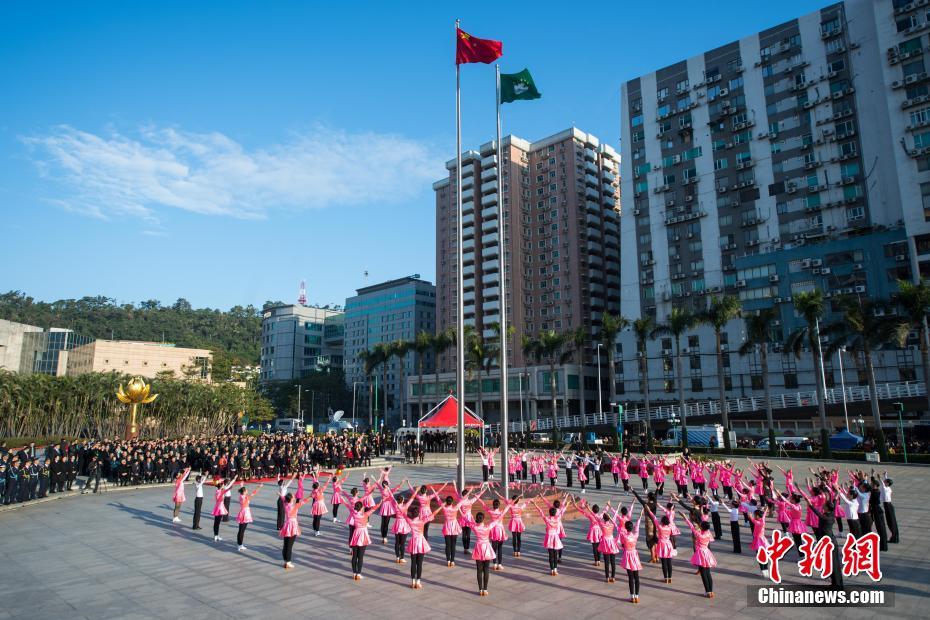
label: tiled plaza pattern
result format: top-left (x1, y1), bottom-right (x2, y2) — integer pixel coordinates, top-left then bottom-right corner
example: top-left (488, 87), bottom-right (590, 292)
top-left (0, 457), bottom-right (928, 619)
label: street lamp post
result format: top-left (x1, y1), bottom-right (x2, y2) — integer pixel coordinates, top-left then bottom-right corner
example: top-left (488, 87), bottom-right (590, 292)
top-left (596, 343), bottom-right (604, 420)
top-left (669, 412), bottom-right (681, 449)
top-left (296, 385), bottom-right (302, 427)
top-left (837, 347), bottom-right (849, 431)
top-left (855, 416), bottom-right (865, 439)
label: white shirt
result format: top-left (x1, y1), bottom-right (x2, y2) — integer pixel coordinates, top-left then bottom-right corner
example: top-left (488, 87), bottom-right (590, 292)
top-left (279, 479), bottom-right (292, 498)
top-left (880, 485), bottom-right (892, 504)
top-left (728, 507), bottom-right (740, 522)
top-left (855, 489), bottom-right (870, 514)
top-left (194, 480), bottom-right (206, 499)
top-left (840, 496), bottom-right (859, 521)
top-left (709, 500), bottom-right (720, 514)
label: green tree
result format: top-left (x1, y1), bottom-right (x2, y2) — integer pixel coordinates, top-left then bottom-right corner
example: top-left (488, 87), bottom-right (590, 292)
top-left (896, 279), bottom-right (930, 415)
top-left (652, 308), bottom-right (696, 449)
top-left (825, 296), bottom-right (909, 460)
top-left (523, 329), bottom-right (575, 441)
top-left (698, 295), bottom-right (741, 451)
top-left (358, 347), bottom-right (385, 428)
top-left (787, 291), bottom-right (831, 457)
top-left (633, 316), bottom-right (655, 450)
top-left (739, 307), bottom-right (779, 456)
top-left (413, 331), bottom-right (433, 420)
top-left (600, 313), bottom-right (629, 415)
top-left (389, 339), bottom-right (414, 427)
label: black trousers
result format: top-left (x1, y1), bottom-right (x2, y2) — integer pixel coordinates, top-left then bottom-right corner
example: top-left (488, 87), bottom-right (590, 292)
top-left (237, 523), bottom-right (248, 545)
top-left (492, 540), bottom-right (504, 565)
top-left (622, 478), bottom-right (630, 492)
top-left (351, 545), bottom-right (367, 573)
top-left (592, 542), bottom-right (601, 563)
top-left (444, 535), bottom-right (457, 562)
top-left (565, 469), bottom-right (573, 487)
top-left (462, 526), bottom-right (471, 550)
top-left (276, 497), bottom-right (285, 530)
top-left (730, 521), bottom-right (741, 553)
top-left (482, 465), bottom-right (489, 482)
top-left (282, 536), bottom-right (296, 562)
top-left (711, 512), bottom-right (722, 540)
top-left (603, 553), bottom-right (616, 580)
top-left (698, 566), bottom-right (713, 593)
top-left (640, 476), bottom-right (648, 489)
top-left (222, 496), bottom-right (231, 522)
top-left (884, 504), bottom-right (899, 543)
top-left (858, 511), bottom-right (873, 534)
top-left (549, 476), bottom-right (557, 487)
top-left (660, 557), bottom-right (673, 578)
top-left (626, 569), bottom-right (640, 595)
top-left (213, 515), bottom-right (222, 536)
top-left (723, 485), bottom-right (732, 500)
top-left (395, 533), bottom-right (408, 559)
top-left (594, 469), bottom-right (602, 490)
top-left (476, 559), bottom-right (491, 590)
top-left (547, 548), bottom-right (559, 570)
top-left (410, 553), bottom-right (424, 579)
top-left (871, 509), bottom-right (889, 551)
top-left (512, 531), bottom-right (522, 553)
top-left (847, 519), bottom-right (862, 539)
top-left (380, 515), bottom-right (391, 539)
top-left (312, 514), bottom-right (322, 532)
top-left (193, 497), bottom-right (203, 529)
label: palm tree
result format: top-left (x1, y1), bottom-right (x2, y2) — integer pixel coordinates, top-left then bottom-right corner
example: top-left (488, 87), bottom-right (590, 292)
top-left (372, 341), bottom-right (392, 429)
top-left (569, 326), bottom-right (589, 445)
top-left (896, 279), bottom-right (930, 414)
top-left (430, 328), bottom-right (454, 403)
top-left (600, 313), bottom-right (629, 415)
top-left (389, 339), bottom-right (414, 428)
top-left (413, 331), bottom-right (433, 420)
top-left (463, 326), bottom-right (491, 419)
top-left (652, 308), bottom-right (696, 449)
top-left (632, 316), bottom-right (655, 450)
top-left (826, 296), bottom-right (909, 460)
top-left (523, 329), bottom-right (575, 440)
top-left (699, 295), bottom-right (741, 451)
top-left (739, 307), bottom-right (779, 456)
top-left (786, 291), bottom-right (831, 457)
top-left (357, 347), bottom-right (384, 428)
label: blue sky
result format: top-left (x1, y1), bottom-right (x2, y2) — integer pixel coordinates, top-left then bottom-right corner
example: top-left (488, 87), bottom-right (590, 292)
top-left (0, 0), bottom-right (828, 311)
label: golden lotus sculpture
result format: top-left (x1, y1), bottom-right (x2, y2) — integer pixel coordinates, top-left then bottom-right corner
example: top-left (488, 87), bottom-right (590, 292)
top-left (116, 377), bottom-right (158, 438)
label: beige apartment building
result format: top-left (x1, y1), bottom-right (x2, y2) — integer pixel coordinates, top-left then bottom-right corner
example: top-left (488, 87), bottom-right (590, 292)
top-left (433, 127), bottom-right (621, 373)
top-left (67, 340), bottom-right (212, 381)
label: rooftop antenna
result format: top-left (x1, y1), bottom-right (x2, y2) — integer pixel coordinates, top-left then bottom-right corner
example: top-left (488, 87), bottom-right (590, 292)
top-left (298, 280), bottom-right (307, 306)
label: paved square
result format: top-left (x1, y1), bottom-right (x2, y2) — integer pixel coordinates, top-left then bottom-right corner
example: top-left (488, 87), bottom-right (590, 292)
top-left (0, 457), bottom-right (927, 619)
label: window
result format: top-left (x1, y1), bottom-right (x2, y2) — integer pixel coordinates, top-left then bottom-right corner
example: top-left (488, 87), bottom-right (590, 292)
top-left (714, 158), bottom-right (728, 171)
top-left (657, 87), bottom-right (669, 100)
top-left (922, 182), bottom-right (930, 221)
top-left (691, 377), bottom-right (703, 392)
top-left (915, 131), bottom-right (930, 149)
top-left (784, 373), bottom-right (798, 389)
top-left (631, 114), bottom-right (643, 127)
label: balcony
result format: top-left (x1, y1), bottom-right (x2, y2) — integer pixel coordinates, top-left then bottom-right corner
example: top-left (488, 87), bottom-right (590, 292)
top-left (584, 147), bottom-right (597, 161)
top-left (482, 271), bottom-right (500, 285)
top-left (481, 154), bottom-right (497, 168)
top-left (585, 200), bottom-right (600, 214)
top-left (481, 205), bottom-right (498, 219)
top-left (462, 212), bottom-right (475, 226)
top-left (481, 193), bottom-right (498, 207)
top-left (584, 159), bottom-right (598, 173)
top-left (585, 186), bottom-right (599, 200)
top-left (585, 173), bottom-right (599, 187)
top-left (463, 251), bottom-right (475, 264)
top-left (464, 304), bottom-right (476, 318)
top-left (482, 327), bottom-right (498, 339)
top-left (462, 188), bottom-right (474, 201)
top-left (586, 226), bottom-right (600, 238)
top-left (587, 239), bottom-right (603, 252)
top-left (462, 199), bottom-right (475, 215)
top-left (464, 278), bottom-right (475, 291)
top-left (483, 260), bottom-right (500, 273)
top-left (480, 180), bottom-right (498, 194)
top-left (463, 264), bottom-right (475, 277)
top-left (603, 170), bottom-right (617, 183)
top-left (481, 245), bottom-right (499, 259)
top-left (483, 285), bottom-right (500, 298)
top-left (482, 232), bottom-right (499, 245)
top-left (463, 235), bottom-right (474, 249)
top-left (587, 268), bottom-right (604, 281)
top-left (602, 183), bottom-right (615, 195)
top-left (481, 218), bottom-right (499, 233)
top-left (586, 212), bottom-right (600, 226)
top-left (482, 299), bottom-right (500, 312)
top-left (590, 283), bottom-right (605, 295)
top-left (481, 166), bottom-right (498, 182)
top-left (462, 177), bottom-right (474, 191)
top-left (463, 291), bottom-right (475, 303)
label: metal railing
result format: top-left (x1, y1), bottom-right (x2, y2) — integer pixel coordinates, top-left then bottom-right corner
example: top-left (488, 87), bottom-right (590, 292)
top-left (483, 380), bottom-right (925, 432)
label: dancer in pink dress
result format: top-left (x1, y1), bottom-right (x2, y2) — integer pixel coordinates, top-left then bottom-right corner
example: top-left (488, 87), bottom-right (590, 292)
top-left (578, 500), bottom-right (604, 566)
top-left (235, 482), bottom-right (263, 551)
top-left (171, 466), bottom-right (191, 522)
top-left (618, 510), bottom-right (644, 603)
top-left (508, 493), bottom-right (528, 557)
top-left (394, 500), bottom-right (443, 589)
top-left (341, 493), bottom-right (384, 580)
top-left (619, 454), bottom-right (631, 492)
top-left (330, 471), bottom-right (349, 522)
top-left (642, 502), bottom-right (676, 583)
top-left (682, 514), bottom-right (717, 598)
top-left (748, 509), bottom-right (769, 578)
top-left (378, 478), bottom-right (406, 544)
top-left (279, 492), bottom-right (311, 569)
top-left (456, 483), bottom-right (479, 552)
top-left (440, 484), bottom-right (478, 566)
top-left (211, 477), bottom-right (237, 542)
top-left (309, 472), bottom-right (333, 536)
top-left (652, 457), bottom-right (666, 496)
top-left (471, 503), bottom-right (511, 596)
top-left (391, 491), bottom-right (413, 564)
top-left (477, 489), bottom-right (511, 571)
top-left (531, 497), bottom-right (571, 576)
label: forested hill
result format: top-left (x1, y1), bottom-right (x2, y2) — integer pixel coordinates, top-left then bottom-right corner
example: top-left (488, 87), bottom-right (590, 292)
top-left (0, 291), bottom-right (270, 378)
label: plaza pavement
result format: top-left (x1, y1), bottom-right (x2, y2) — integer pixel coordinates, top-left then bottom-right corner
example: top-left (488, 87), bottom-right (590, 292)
top-left (0, 456), bottom-right (928, 619)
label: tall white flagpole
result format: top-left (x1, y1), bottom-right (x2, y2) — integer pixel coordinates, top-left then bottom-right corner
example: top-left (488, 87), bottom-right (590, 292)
top-left (455, 19), bottom-right (467, 490)
top-left (496, 65), bottom-right (510, 492)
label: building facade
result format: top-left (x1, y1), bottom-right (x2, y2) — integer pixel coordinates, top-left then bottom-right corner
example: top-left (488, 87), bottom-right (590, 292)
top-left (259, 304), bottom-right (345, 382)
top-left (432, 128), bottom-right (621, 422)
top-left (0, 319), bottom-right (43, 372)
top-left (67, 340), bottom-right (213, 381)
top-left (616, 0), bottom-right (928, 433)
top-left (19, 328), bottom-right (94, 376)
top-left (343, 276), bottom-right (436, 427)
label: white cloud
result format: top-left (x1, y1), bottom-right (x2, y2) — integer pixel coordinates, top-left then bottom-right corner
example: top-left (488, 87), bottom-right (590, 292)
top-left (23, 124), bottom-right (443, 221)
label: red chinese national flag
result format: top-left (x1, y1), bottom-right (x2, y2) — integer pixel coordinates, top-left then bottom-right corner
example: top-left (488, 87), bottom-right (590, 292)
top-left (456, 28), bottom-right (502, 64)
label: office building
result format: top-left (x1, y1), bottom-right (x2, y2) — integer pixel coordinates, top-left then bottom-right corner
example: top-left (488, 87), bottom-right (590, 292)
top-left (343, 275), bottom-right (436, 427)
top-left (0, 319), bottom-right (43, 372)
top-left (429, 127), bottom-right (621, 423)
top-left (19, 328), bottom-right (94, 376)
top-left (259, 304), bottom-right (344, 382)
top-left (616, 0), bottom-right (928, 432)
top-left (67, 339), bottom-right (213, 381)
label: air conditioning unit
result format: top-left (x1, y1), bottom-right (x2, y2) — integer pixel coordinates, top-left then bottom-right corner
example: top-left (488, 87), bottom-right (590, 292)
top-left (854, 263), bottom-right (863, 270)
top-left (633, 208), bottom-right (641, 216)
top-left (855, 285), bottom-right (866, 293)
top-left (821, 267), bottom-right (831, 274)
top-left (736, 280), bottom-right (746, 288)
top-left (719, 88), bottom-right (729, 97)
top-left (812, 259), bottom-right (823, 267)
top-left (896, 254), bottom-right (906, 261)
top-left (801, 258), bottom-right (812, 268)
top-left (813, 268), bottom-right (822, 274)
top-left (769, 274), bottom-right (780, 282)
top-left (685, 195), bottom-right (694, 202)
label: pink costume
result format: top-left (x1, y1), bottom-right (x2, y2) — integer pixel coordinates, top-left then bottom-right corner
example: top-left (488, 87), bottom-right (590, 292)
top-left (749, 515), bottom-right (766, 551)
top-left (585, 512), bottom-right (604, 544)
top-left (541, 515), bottom-right (564, 550)
top-left (618, 518), bottom-right (643, 571)
top-left (279, 501), bottom-right (302, 538)
top-left (441, 504), bottom-right (462, 536)
top-left (619, 459), bottom-right (630, 481)
top-left (211, 486), bottom-right (228, 517)
top-left (709, 467), bottom-right (720, 491)
top-left (720, 467), bottom-right (733, 488)
top-left (403, 516), bottom-right (432, 554)
top-left (172, 469), bottom-right (190, 504)
top-left (296, 476), bottom-right (305, 501)
top-left (597, 520), bottom-right (620, 555)
top-left (610, 456), bottom-right (621, 474)
top-left (362, 482), bottom-right (377, 509)
top-left (662, 506), bottom-right (681, 536)
top-left (390, 498), bottom-right (412, 535)
top-left (686, 521), bottom-right (717, 568)
top-left (652, 460), bottom-right (665, 484)
top-left (509, 503), bottom-right (526, 533)
top-left (237, 493), bottom-right (254, 524)
top-left (805, 494), bottom-right (823, 529)
top-left (577, 463), bottom-right (588, 483)
top-left (638, 458), bottom-right (649, 479)
top-left (787, 502), bottom-right (806, 535)
top-left (349, 507), bottom-right (373, 546)
top-left (652, 518), bottom-right (674, 559)
top-left (775, 498), bottom-right (790, 524)
top-left (331, 478), bottom-right (344, 505)
top-left (547, 460), bottom-right (558, 480)
top-left (472, 517), bottom-right (505, 561)
top-left (311, 486), bottom-right (327, 516)
top-left (457, 496), bottom-right (477, 529)
top-left (416, 492), bottom-right (434, 522)
top-left (488, 507), bottom-right (508, 542)
top-left (378, 486), bottom-right (398, 517)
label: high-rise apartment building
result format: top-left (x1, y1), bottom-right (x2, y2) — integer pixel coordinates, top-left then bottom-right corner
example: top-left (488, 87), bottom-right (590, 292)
top-left (259, 304), bottom-right (344, 382)
top-left (615, 0), bottom-right (929, 434)
top-left (343, 275), bottom-right (436, 427)
top-left (429, 128), bottom-right (621, 422)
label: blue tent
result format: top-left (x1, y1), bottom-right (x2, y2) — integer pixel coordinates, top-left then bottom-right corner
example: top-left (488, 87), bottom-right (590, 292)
top-left (829, 428), bottom-right (862, 450)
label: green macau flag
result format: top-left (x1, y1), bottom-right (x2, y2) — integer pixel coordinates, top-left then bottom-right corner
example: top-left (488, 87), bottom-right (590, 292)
top-left (500, 68), bottom-right (541, 103)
